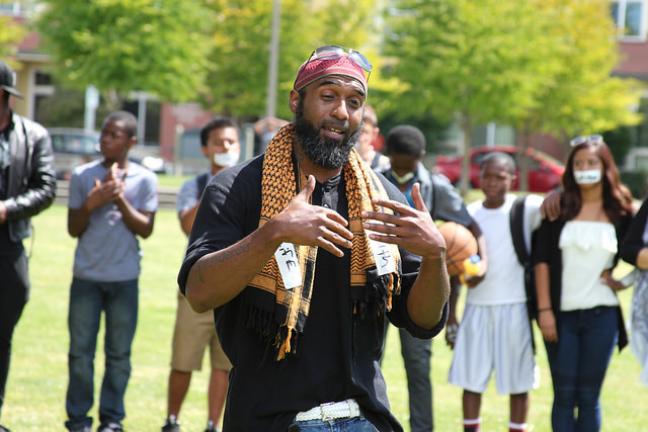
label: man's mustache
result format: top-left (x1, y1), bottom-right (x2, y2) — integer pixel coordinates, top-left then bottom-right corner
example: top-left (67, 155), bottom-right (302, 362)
top-left (321, 121), bottom-right (350, 134)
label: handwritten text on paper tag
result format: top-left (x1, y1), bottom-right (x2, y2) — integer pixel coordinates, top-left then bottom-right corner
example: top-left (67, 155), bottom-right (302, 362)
top-left (275, 242), bottom-right (302, 289)
top-left (369, 238), bottom-right (396, 276)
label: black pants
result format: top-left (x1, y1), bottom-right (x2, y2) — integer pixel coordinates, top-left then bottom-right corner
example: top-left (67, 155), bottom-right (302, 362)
top-left (0, 251), bottom-right (29, 415)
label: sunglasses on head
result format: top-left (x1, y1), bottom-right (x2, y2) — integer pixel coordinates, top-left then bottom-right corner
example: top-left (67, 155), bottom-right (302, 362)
top-left (304, 45), bottom-right (373, 75)
top-left (569, 134), bottom-right (603, 147)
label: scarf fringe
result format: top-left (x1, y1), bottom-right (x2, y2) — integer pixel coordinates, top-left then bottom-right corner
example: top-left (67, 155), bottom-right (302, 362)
top-left (243, 302), bottom-right (302, 360)
top-left (243, 304), bottom-right (278, 340)
top-left (243, 272), bottom-right (398, 359)
top-left (277, 327), bottom-right (295, 360)
top-left (351, 272), bottom-right (402, 319)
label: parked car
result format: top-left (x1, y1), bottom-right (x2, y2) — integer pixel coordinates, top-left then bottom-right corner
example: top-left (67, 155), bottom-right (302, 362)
top-left (49, 128), bottom-right (100, 180)
top-left (48, 128), bottom-right (168, 179)
top-left (435, 146), bottom-right (565, 192)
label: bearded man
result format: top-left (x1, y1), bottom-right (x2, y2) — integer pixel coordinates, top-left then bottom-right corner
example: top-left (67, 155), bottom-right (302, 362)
top-left (177, 46), bottom-right (449, 432)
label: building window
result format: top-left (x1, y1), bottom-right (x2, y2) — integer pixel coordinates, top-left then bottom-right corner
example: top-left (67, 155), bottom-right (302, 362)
top-left (611, 0), bottom-right (647, 40)
top-left (30, 70), bottom-right (54, 124)
top-left (0, 1), bottom-right (20, 15)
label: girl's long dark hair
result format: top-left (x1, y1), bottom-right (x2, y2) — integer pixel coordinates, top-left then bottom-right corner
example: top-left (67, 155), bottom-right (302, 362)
top-left (561, 140), bottom-right (633, 223)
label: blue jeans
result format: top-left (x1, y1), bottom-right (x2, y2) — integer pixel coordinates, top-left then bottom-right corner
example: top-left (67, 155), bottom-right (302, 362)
top-left (544, 307), bottom-right (618, 432)
top-left (65, 278), bottom-right (138, 430)
top-left (289, 417), bottom-right (378, 431)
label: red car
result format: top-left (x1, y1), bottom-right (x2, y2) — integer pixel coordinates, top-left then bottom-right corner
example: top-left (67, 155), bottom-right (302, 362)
top-left (435, 146), bottom-right (565, 193)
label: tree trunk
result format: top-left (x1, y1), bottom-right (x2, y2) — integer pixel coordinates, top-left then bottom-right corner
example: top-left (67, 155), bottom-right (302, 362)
top-left (560, 130), bottom-right (571, 161)
top-left (519, 122), bottom-right (530, 192)
top-left (459, 115), bottom-right (472, 196)
top-left (103, 90), bottom-right (122, 112)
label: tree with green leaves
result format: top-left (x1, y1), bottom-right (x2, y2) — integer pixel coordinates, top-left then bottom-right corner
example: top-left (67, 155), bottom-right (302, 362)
top-left (514, 0), bottom-right (642, 190)
top-left (204, 0), bottom-right (378, 119)
top-left (384, 0), bottom-right (564, 194)
top-left (37, 0), bottom-right (212, 105)
top-left (0, 16), bottom-right (25, 59)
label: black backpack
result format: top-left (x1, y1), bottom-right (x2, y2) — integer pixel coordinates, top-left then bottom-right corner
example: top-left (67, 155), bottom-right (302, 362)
top-left (509, 195), bottom-right (537, 316)
top-left (509, 195), bottom-right (538, 351)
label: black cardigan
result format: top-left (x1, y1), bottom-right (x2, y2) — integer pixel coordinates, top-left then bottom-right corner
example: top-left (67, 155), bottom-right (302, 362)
top-left (620, 197), bottom-right (648, 267)
top-left (532, 214), bottom-right (632, 351)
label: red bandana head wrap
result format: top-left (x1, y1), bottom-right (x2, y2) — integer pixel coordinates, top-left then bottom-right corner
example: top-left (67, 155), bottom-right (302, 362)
top-left (293, 55), bottom-right (368, 93)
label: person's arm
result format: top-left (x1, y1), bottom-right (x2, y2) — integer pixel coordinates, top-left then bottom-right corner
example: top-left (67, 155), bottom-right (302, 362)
top-left (620, 197), bottom-right (648, 270)
top-left (176, 178), bottom-right (200, 236)
top-left (67, 208), bottom-right (90, 238)
top-left (535, 263), bottom-right (557, 342)
top-left (179, 206), bottom-right (199, 236)
top-left (532, 219), bottom-right (557, 342)
top-left (540, 189), bottom-right (561, 221)
top-left (114, 196), bottom-right (155, 238)
top-left (407, 253), bottom-right (449, 329)
top-left (445, 276), bottom-right (461, 348)
top-left (464, 218), bottom-right (488, 287)
top-left (185, 176), bottom-right (354, 313)
top-left (0, 127), bottom-right (56, 223)
top-left (364, 183), bottom-right (449, 329)
top-left (637, 249), bottom-right (648, 270)
top-left (114, 170), bottom-right (157, 238)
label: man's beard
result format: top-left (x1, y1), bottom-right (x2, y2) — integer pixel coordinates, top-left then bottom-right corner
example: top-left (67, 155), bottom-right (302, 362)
top-left (294, 104), bottom-right (360, 169)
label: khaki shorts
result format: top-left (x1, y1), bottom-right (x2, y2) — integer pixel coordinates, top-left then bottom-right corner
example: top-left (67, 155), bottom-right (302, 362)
top-left (170, 293), bottom-right (232, 372)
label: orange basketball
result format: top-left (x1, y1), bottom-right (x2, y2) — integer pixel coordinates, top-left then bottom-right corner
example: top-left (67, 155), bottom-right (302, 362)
top-left (438, 221), bottom-right (478, 276)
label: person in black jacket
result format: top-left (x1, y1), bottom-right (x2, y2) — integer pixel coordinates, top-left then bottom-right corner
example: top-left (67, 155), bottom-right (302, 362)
top-left (533, 135), bottom-right (633, 432)
top-left (0, 60), bottom-right (56, 432)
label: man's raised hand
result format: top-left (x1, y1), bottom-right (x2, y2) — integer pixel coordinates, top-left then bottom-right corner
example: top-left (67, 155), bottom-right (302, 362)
top-left (270, 175), bottom-right (353, 258)
top-left (362, 183), bottom-right (446, 260)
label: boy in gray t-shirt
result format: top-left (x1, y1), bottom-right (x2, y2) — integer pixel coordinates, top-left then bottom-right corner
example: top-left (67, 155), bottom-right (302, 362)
top-left (64, 111), bottom-right (157, 432)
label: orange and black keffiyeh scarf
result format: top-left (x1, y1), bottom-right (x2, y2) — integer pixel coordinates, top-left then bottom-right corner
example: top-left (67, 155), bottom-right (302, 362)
top-left (247, 124), bottom-right (401, 360)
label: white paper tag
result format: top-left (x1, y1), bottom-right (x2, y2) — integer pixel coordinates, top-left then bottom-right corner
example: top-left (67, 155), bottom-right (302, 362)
top-left (369, 238), bottom-right (396, 276)
top-left (274, 242), bottom-right (302, 289)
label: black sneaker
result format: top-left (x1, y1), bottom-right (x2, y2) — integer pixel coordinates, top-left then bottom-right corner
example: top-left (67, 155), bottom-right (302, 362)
top-left (0, 424), bottom-right (10, 432)
top-left (161, 416), bottom-right (180, 432)
top-left (97, 423), bottom-right (123, 432)
top-left (204, 420), bottom-right (217, 432)
top-left (71, 427), bottom-right (91, 432)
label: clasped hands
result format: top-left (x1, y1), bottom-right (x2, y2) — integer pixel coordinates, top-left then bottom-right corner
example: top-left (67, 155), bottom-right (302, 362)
top-left (86, 163), bottom-right (126, 211)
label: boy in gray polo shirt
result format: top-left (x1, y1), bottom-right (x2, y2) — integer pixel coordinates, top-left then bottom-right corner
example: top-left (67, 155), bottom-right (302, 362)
top-left (64, 111), bottom-right (158, 432)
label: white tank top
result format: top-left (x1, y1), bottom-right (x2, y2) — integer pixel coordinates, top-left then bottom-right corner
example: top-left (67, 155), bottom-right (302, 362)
top-left (559, 221), bottom-right (619, 311)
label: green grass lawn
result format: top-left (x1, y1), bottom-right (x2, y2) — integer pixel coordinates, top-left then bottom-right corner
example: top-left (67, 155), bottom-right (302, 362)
top-left (157, 174), bottom-right (193, 190)
top-left (4, 203), bottom-right (648, 431)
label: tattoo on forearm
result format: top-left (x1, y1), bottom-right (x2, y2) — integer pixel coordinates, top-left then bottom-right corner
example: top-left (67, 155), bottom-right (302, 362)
top-left (198, 234), bottom-right (255, 283)
top-left (192, 225), bottom-right (279, 293)
top-left (213, 237), bottom-right (251, 263)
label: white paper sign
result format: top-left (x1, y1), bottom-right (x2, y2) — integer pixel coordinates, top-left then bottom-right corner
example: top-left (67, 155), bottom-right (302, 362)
top-left (369, 238), bottom-right (396, 276)
top-left (274, 242), bottom-right (302, 289)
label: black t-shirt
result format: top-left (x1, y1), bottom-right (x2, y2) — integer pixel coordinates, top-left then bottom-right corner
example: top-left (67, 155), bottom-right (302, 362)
top-left (177, 155), bottom-right (447, 432)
